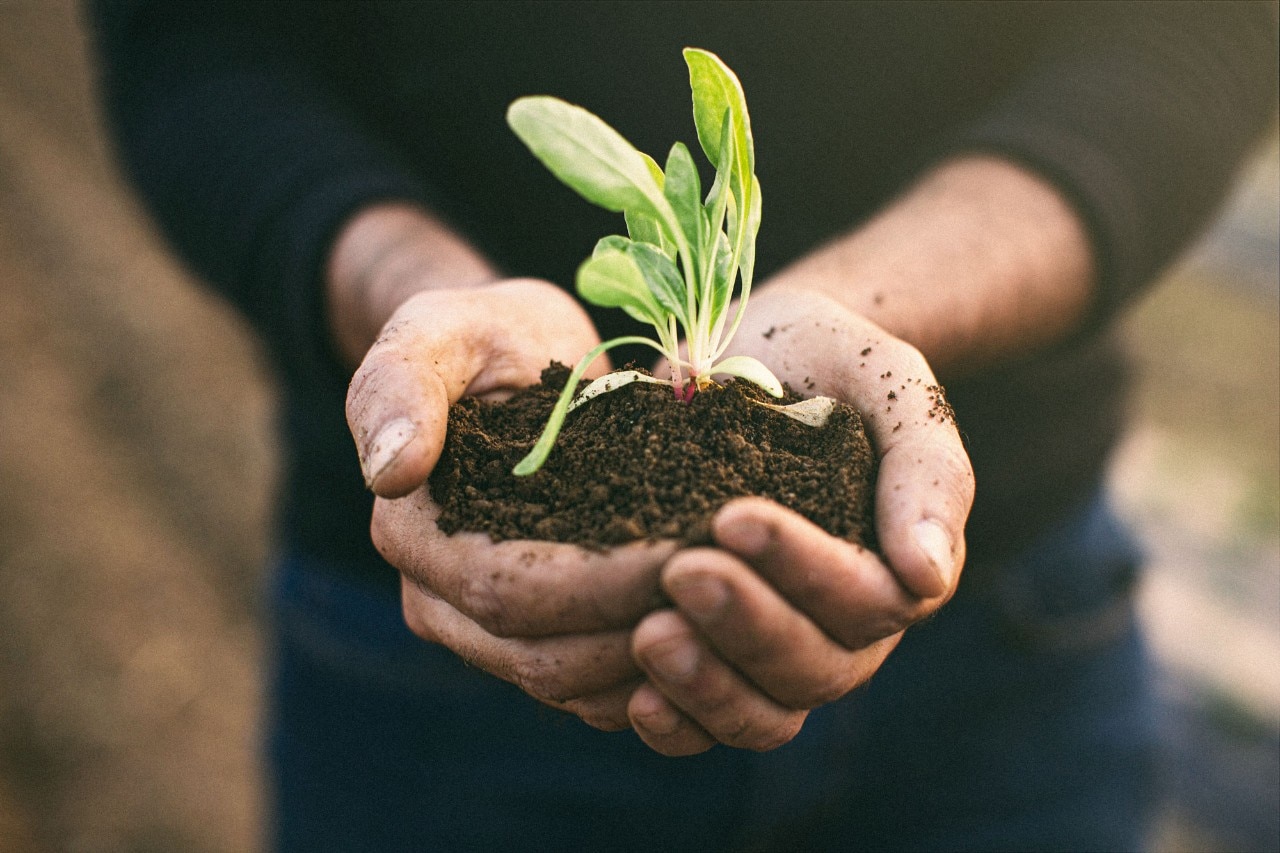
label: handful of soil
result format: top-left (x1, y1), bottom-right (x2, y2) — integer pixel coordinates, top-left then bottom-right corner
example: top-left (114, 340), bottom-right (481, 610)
top-left (429, 363), bottom-right (877, 549)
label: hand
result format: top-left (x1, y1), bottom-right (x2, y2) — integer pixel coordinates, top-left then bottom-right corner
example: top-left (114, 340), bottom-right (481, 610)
top-left (348, 277), bottom-right (673, 728)
top-left (377, 493), bottom-right (677, 730)
top-left (630, 288), bottom-right (975, 755)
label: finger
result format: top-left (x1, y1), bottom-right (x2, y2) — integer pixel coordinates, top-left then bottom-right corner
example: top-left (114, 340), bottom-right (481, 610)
top-left (627, 682), bottom-right (716, 756)
top-left (632, 610), bottom-right (808, 752)
top-left (713, 498), bottom-right (928, 648)
top-left (375, 494), bottom-right (678, 637)
top-left (560, 680), bottom-right (645, 733)
top-left (346, 295), bottom-right (486, 498)
top-left (663, 548), bottom-right (902, 709)
top-left (834, 336), bottom-right (974, 600)
top-left (401, 577), bottom-right (641, 703)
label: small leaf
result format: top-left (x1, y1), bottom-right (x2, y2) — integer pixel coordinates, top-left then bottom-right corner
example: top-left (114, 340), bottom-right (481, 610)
top-left (684, 49), bottom-right (754, 177)
top-left (507, 96), bottom-right (665, 216)
top-left (663, 142), bottom-right (704, 254)
top-left (625, 209), bottom-right (675, 256)
top-left (576, 250), bottom-right (661, 323)
top-left (593, 235), bottom-right (631, 257)
top-left (566, 370), bottom-right (669, 413)
top-left (751, 396), bottom-right (838, 428)
top-left (627, 241), bottom-right (688, 327)
top-left (728, 174), bottom-right (762, 290)
top-left (708, 231), bottom-right (733, 324)
top-left (710, 354), bottom-right (784, 397)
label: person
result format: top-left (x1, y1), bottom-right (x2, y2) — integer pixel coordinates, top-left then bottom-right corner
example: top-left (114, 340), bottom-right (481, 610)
top-left (89, 2), bottom-right (1277, 850)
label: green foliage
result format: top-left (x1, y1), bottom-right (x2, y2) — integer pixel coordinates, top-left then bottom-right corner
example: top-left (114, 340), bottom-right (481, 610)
top-left (508, 48), bottom-right (784, 476)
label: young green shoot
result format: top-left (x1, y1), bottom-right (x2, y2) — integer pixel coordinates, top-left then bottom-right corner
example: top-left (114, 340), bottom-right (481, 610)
top-left (508, 48), bottom-right (786, 476)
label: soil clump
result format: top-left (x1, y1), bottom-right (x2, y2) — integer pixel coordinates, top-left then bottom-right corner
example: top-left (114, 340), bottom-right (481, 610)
top-left (430, 363), bottom-right (877, 549)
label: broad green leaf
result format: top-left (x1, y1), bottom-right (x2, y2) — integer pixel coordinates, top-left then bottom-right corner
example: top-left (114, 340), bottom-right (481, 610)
top-left (663, 142), bottom-right (704, 254)
top-left (627, 241), bottom-right (688, 327)
top-left (576, 250), bottom-right (661, 323)
top-left (684, 49), bottom-right (754, 178)
top-left (709, 354), bottom-right (784, 398)
top-left (507, 96), bottom-right (666, 216)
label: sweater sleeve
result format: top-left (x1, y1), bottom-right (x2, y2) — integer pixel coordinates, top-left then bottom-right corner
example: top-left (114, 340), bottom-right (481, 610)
top-left (87, 0), bottom-right (432, 384)
top-left (948, 0), bottom-right (1278, 324)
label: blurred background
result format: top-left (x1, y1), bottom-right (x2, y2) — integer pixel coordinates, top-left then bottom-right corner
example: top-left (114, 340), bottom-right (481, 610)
top-left (0, 3), bottom-right (1275, 851)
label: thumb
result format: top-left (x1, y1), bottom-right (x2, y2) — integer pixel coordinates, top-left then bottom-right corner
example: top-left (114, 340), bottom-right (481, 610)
top-left (345, 295), bottom-right (488, 498)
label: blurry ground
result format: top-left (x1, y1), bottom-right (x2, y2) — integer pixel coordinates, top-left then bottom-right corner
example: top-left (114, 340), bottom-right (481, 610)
top-left (0, 4), bottom-right (1276, 852)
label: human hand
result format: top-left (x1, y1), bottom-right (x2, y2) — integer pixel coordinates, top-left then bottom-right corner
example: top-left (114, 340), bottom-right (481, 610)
top-left (377, 493), bottom-right (677, 730)
top-left (347, 278), bottom-right (674, 728)
top-left (631, 287), bottom-right (975, 754)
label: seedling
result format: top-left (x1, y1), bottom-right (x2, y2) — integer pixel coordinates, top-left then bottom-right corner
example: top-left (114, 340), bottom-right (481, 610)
top-left (509, 48), bottom-right (796, 476)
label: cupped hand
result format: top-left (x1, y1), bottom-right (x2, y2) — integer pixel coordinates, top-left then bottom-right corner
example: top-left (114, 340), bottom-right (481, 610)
top-left (631, 287), bottom-right (975, 755)
top-left (378, 493), bottom-right (677, 730)
top-left (346, 278), bottom-right (601, 497)
top-left (347, 278), bottom-right (674, 729)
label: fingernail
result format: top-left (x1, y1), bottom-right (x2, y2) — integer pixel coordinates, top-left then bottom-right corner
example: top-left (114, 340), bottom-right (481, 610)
top-left (670, 577), bottom-right (728, 623)
top-left (648, 639), bottom-right (699, 683)
top-left (364, 417), bottom-right (416, 487)
top-left (912, 520), bottom-right (955, 593)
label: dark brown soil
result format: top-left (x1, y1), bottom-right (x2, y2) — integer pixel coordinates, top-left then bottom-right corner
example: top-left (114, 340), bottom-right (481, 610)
top-left (430, 363), bottom-right (878, 548)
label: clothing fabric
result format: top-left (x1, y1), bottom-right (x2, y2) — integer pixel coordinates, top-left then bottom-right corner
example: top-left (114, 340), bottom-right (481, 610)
top-left (89, 1), bottom-right (1280, 589)
top-left (266, 493), bottom-right (1156, 852)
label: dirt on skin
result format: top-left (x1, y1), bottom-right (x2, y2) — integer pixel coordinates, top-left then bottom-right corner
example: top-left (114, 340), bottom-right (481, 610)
top-left (430, 363), bottom-right (878, 548)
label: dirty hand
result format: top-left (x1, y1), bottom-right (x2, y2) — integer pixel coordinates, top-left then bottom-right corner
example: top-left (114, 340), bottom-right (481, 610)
top-left (347, 279), bottom-right (670, 728)
top-left (630, 287), bottom-right (975, 755)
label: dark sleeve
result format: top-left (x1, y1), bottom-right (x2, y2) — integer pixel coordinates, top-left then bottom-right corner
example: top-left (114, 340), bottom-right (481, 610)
top-left (87, 0), bottom-right (431, 382)
top-left (949, 0), bottom-right (1278, 323)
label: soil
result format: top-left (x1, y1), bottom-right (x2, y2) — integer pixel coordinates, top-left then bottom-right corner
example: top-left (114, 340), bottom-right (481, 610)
top-left (430, 364), bottom-right (878, 549)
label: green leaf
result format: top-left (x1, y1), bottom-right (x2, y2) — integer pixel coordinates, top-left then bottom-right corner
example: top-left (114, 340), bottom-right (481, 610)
top-left (507, 96), bottom-right (666, 216)
top-left (662, 142), bottom-right (704, 254)
top-left (625, 210), bottom-right (675, 256)
top-left (626, 241), bottom-right (688, 327)
top-left (728, 174), bottom-right (762, 289)
top-left (576, 250), bottom-right (661, 323)
top-left (709, 354), bottom-right (784, 398)
top-left (684, 49), bottom-right (753, 178)
top-left (708, 231), bottom-right (733, 326)
top-left (593, 235), bottom-right (631, 257)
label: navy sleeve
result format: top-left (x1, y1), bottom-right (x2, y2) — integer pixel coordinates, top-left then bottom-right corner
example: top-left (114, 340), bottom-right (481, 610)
top-left (88, 0), bottom-right (432, 383)
top-left (949, 1), bottom-right (1278, 322)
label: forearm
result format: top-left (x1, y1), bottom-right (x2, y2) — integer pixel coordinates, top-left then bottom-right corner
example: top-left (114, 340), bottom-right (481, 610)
top-left (326, 203), bottom-right (501, 367)
top-left (764, 156), bottom-right (1095, 379)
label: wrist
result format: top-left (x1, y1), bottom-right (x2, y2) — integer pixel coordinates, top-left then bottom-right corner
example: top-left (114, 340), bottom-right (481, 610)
top-left (765, 156), bottom-right (1095, 377)
top-left (326, 202), bottom-right (500, 366)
